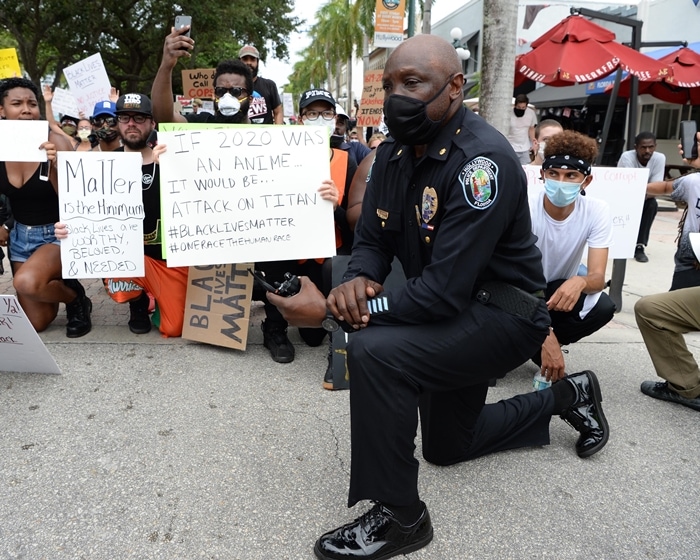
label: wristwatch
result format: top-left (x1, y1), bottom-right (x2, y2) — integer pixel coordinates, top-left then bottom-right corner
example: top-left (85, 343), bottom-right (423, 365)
top-left (321, 313), bottom-right (340, 333)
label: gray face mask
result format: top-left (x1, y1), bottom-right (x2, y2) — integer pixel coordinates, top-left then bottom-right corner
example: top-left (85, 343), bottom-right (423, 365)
top-left (217, 93), bottom-right (240, 117)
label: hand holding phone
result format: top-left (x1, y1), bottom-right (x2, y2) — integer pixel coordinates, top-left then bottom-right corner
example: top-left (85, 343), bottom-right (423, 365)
top-left (680, 120), bottom-right (698, 160)
top-left (174, 15), bottom-right (192, 37)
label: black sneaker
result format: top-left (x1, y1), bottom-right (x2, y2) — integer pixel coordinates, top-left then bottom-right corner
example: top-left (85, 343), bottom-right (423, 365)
top-left (641, 381), bottom-right (700, 411)
top-left (128, 291), bottom-right (152, 334)
top-left (262, 320), bottom-right (295, 363)
top-left (634, 244), bottom-right (649, 263)
top-left (64, 279), bottom-right (92, 338)
top-left (314, 502), bottom-right (433, 560)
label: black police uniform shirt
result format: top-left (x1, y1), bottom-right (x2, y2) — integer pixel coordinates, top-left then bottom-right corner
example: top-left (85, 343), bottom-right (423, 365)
top-left (248, 76), bottom-right (282, 124)
top-left (114, 147), bottom-right (162, 261)
top-left (344, 106), bottom-right (545, 326)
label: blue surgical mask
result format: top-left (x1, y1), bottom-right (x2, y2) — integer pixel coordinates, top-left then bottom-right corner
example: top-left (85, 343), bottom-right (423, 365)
top-left (543, 178), bottom-right (583, 207)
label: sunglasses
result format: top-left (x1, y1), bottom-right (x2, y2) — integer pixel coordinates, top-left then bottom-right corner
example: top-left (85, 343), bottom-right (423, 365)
top-left (214, 86), bottom-right (248, 99)
top-left (92, 116), bottom-right (117, 127)
top-left (117, 114), bottom-right (151, 124)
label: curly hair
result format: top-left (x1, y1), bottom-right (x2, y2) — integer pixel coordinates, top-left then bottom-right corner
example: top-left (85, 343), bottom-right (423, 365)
top-left (0, 77), bottom-right (39, 105)
top-left (213, 59), bottom-right (254, 98)
top-left (544, 129), bottom-right (598, 163)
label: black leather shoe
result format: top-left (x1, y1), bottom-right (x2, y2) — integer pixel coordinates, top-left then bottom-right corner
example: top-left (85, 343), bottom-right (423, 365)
top-left (560, 371), bottom-right (609, 458)
top-left (128, 292), bottom-right (152, 334)
top-left (641, 381), bottom-right (700, 411)
top-left (64, 279), bottom-right (92, 338)
top-left (314, 502), bottom-right (433, 560)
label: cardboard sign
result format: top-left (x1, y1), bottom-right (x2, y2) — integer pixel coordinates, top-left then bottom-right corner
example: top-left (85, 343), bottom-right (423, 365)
top-left (58, 151), bottom-right (145, 278)
top-left (374, 0), bottom-right (406, 48)
top-left (51, 87), bottom-right (81, 119)
top-left (63, 53), bottom-right (112, 117)
top-left (0, 121), bottom-right (48, 162)
top-left (182, 263), bottom-right (254, 350)
top-left (0, 48), bottom-right (21, 79)
top-left (181, 68), bottom-right (215, 100)
top-left (523, 165), bottom-right (648, 259)
top-left (157, 125), bottom-right (335, 267)
top-left (357, 70), bottom-right (385, 128)
top-left (0, 295), bottom-right (61, 374)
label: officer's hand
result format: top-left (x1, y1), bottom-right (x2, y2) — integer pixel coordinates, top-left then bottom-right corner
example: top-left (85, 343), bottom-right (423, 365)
top-left (328, 276), bottom-right (384, 330)
top-left (546, 276), bottom-right (585, 312)
top-left (162, 26), bottom-right (194, 68)
top-left (540, 329), bottom-right (566, 382)
top-left (266, 276), bottom-right (326, 328)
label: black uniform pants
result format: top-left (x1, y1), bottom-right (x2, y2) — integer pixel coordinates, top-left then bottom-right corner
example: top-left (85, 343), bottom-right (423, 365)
top-left (346, 299), bottom-right (551, 508)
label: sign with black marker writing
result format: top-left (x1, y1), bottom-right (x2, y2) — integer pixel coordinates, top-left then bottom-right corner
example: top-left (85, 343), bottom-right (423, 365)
top-left (58, 151), bottom-right (145, 278)
top-left (158, 125), bottom-right (335, 266)
top-left (0, 295), bottom-right (61, 374)
top-left (182, 263), bottom-right (253, 350)
top-left (523, 164), bottom-right (648, 259)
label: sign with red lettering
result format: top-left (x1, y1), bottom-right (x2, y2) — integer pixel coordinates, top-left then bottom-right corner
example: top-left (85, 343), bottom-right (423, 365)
top-left (182, 263), bottom-right (253, 350)
top-left (357, 70), bottom-right (385, 128)
top-left (181, 68), bottom-right (215, 100)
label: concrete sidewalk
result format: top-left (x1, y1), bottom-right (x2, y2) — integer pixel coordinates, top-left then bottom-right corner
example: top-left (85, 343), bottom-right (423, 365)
top-left (1, 209), bottom-right (698, 559)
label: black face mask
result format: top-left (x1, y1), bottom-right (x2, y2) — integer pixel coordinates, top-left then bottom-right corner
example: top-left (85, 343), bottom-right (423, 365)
top-left (330, 134), bottom-right (345, 149)
top-left (96, 127), bottom-right (119, 142)
top-left (383, 76), bottom-right (454, 146)
top-left (513, 107), bottom-right (526, 117)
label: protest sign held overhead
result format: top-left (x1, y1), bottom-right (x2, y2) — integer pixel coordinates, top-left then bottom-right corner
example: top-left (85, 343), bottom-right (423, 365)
top-left (63, 53), bottom-right (112, 117)
top-left (357, 70), bottom-right (385, 128)
top-left (0, 48), bottom-right (21, 79)
top-left (158, 124), bottom-right (335, 267)
top-left (0, 121), bottom-right (48, 162)
top-left (181, 68), bottom-right (216, 100)
top-left (58, 151), bottom-right (145, 279)
top-left (50, 87), bottom-right (81, 119)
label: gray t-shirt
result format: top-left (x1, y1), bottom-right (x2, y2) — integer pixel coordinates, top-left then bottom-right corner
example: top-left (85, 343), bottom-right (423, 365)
top-left (617, 150), bottom-right (666, 182)
top-left (671, 172), bottom-right (700, 271)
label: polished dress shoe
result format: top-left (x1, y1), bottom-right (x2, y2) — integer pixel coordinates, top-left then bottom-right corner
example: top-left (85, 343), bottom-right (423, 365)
top-left (560, 371), bottom-right (609, 458)
top-left (314, 502), bottom-right (433, 560)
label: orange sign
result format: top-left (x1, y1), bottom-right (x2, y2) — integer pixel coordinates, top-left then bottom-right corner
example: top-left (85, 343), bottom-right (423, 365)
top-left (357, 70), bottom-right (385, 128)
top-left (374, 0), bottom-right (406, 48)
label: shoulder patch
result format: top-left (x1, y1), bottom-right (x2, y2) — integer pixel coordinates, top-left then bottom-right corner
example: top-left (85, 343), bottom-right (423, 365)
top-left (459, 157), bottom-right (499, 210)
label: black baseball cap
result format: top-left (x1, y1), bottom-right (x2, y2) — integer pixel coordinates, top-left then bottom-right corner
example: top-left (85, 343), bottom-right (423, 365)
top-left (115, 93), bottom-right (153, 116)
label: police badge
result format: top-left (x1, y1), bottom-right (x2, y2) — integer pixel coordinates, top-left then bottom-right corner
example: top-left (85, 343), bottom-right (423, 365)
top-left (420, 187), bottom-right (437, 230)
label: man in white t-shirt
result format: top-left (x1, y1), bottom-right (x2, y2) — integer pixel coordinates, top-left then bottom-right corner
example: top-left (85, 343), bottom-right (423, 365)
top-left (617, 132), bottom-right (666, 263)
top-left (507, 93), bottom-right (538, 164)
top-left (529, 130), bottom-right (616, 381)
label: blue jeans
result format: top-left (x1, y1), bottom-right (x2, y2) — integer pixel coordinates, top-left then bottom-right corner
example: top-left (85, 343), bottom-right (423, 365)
top-left (9, 222), bottom-right (59, 263)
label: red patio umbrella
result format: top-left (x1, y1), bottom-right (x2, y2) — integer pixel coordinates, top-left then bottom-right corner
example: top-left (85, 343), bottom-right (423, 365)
top-left (514, 14), bottom-right (671, 87)
top-left (613, 47), bottom-right (700, 105)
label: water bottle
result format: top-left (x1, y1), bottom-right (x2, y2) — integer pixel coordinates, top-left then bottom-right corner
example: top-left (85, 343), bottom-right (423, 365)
top-left (533, 372), bottom-right (552, 391)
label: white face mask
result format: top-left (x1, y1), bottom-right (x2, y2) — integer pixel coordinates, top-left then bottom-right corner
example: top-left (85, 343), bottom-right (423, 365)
top-left (305, 116), bottom-right (336, 135)
top-left (217, 93), bottom-right (240, 117)
top-left (77, 129), bottom-right (91, 140)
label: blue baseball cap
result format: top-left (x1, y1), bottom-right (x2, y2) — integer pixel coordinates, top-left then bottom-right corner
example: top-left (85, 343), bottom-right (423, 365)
top-left (92, 100), bottom-right (116, 118)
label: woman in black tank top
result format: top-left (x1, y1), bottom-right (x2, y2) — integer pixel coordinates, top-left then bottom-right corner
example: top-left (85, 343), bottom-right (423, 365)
top-left (0, 78), bottom-right (92, 337)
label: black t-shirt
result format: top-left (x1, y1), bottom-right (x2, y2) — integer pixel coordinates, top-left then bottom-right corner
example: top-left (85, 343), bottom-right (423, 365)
top-left (248, 76), bottom-right (282, 124)
top-left (114, 148), bottom-right (162, 260)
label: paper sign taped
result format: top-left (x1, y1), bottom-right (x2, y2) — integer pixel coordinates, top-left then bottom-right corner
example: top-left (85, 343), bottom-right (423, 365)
top-left (182, 263), bottom-right (254, 350)
top-left (0, 295), bottom-right (61, 374)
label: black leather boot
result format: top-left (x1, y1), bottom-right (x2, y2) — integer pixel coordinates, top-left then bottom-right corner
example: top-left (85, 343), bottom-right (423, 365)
top-left (560, 370), bottom-right (609, 458)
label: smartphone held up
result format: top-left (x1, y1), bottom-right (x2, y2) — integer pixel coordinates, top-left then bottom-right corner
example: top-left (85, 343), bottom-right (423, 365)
top-left (680, 120), bottom-right (698, 160)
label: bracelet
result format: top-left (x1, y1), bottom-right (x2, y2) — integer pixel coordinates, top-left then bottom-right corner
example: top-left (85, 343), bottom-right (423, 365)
top-left (2, 224), bottom-right (9, 232)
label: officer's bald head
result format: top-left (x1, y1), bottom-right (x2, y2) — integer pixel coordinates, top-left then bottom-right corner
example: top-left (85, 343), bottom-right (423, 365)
top-left (389, 35), bottom-right (464, 81)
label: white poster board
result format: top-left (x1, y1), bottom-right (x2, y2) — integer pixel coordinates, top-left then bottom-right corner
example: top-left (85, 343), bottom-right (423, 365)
top-left (50, 87), bottom-right (81, 119)
top-left (282, 92), bottom-right (294, 118)
top-left (63, 53), bottom-right (112, 117)
top-left (58, 151), bottom-right (145, 278)
top-left (158, 124), bottom-right (335, 267)
top-left (0, 295), bottom-right (61, 374)
top-left (523, 165), bottom-right (649, 259)
top-left (0, 121), bottom-right (48, 162)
